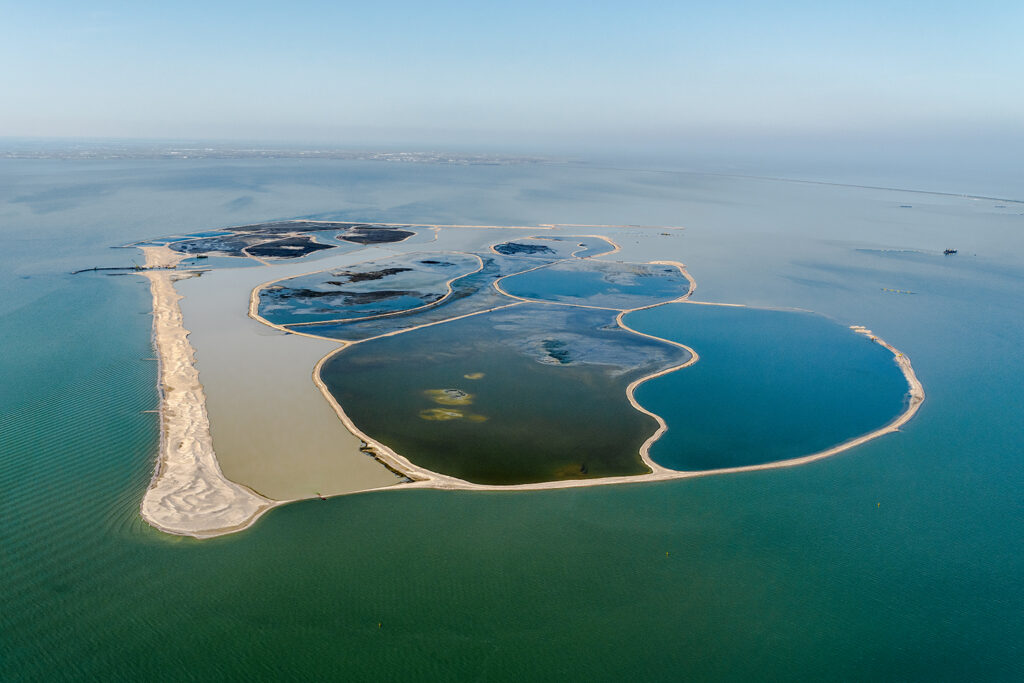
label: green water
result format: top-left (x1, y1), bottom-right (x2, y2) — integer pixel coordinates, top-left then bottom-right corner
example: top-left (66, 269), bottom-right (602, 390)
top-left (1, 158), bottom-right (1021, 680)
top-left (320, 304), bottom-right (680, 483)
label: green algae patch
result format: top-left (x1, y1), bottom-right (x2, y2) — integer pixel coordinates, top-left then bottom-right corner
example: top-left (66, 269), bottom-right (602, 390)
top-left (425, 388), bottom-right (474, 405)
top-left (419, 408), bottom-right (465, 421)
top-left (419, 407), bottom-right (488, 422)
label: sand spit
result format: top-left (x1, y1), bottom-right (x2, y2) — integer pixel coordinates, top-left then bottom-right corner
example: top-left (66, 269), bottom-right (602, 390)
top-left (139, 251), bottom-right (274, 538)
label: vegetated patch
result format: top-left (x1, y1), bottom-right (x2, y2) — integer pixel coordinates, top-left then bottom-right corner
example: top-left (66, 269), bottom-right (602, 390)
top-left (270, 288), bottom-right (421, 305)
top-left (541, 339), bottom-right (572, 364)
top-left (247, 236), bottom-right (335, 258)
top-left (424, 388), bottom-right (473, 406)
top-left (169, 234), bottom-right (266, 256)
top-left (326, 267), bottom-right (412, 284)
top-left (418, 408), bottom-right (487, 422)
top-left (494, 242), bottom-right (555, 256)
top-left (226, 221), bottom-right (360, 234)
top-left (341, 227), bottom-right (416, 244)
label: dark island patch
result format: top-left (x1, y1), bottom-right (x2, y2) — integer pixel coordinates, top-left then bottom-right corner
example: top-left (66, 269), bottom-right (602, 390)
top-left (247, 236), bottom-right (335, 259)
top-left (341, 227), bottom-right (416, 244)
top-left (494, 242), bottom-right (556, 256)
top-left (268, 288), bottom-right (422, 306)
top-left (169, 234), bottom-right (267, 257)
top-left (327, 267), bottom-right (413, 284)
top-left (225, 221), bottom-right (358, 234)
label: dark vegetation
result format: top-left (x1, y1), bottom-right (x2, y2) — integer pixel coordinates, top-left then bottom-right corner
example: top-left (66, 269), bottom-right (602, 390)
top-left (271, 288), bottom-right (420, 305)
top-left (226, 221), bottom-right (357, 234)
top-left (246, 236), bottom-right (335, 258)
top-left (169, 234), bottom-right (265, 256)
top-left (326, 267), bottom-right (412, 284)
top-left (542, 339), bottom-right (572, 364)
top-left (341, 227), bottom-right (415, 244)
top-left (494, 242), bottom-right (555, 255)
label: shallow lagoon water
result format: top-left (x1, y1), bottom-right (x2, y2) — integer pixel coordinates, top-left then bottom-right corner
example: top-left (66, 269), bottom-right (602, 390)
top-left (1, 158), bottom-right (1021, 680)
top-left (321, 303), bottom-right (685, 484)
top-left (628, 304), bottom-right (909, 469)
top-left (260, 252), bottom-right (479, 325)
top-left (501, 259), bottom-right (690, 308)
top-left (301, 256), bottom-right (514, 341)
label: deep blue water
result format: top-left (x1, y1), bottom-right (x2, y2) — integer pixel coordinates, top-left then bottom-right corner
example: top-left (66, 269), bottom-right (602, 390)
top-left (627, 304), bottom-right (909, 469)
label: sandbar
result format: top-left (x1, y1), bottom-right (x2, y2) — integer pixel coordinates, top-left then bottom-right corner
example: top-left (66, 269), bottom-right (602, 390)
top-left (139, 247), bottom-right (275, 538)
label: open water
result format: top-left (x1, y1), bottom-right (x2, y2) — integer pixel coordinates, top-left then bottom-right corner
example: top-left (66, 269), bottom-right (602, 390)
top-left (1, 157), bottom-right (1021, 680)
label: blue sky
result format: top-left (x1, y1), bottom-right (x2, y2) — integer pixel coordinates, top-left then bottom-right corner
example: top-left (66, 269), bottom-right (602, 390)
top-left (1, 1), bottom-right (1021, 149)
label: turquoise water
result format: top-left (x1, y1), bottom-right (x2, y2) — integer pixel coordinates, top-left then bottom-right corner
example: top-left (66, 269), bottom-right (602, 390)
top-left (627, 304), bottom-right (909, 469)
top-left (1, 158), bottom-right (1021, 679)
top-left (501, 260), bottom-right (690, 308)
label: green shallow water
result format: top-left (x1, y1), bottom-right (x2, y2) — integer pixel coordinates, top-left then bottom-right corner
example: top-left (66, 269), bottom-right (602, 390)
top-left (320, 304), bottom-right (681, 484)
top-left (1, 158), bottom-right (1021, 680)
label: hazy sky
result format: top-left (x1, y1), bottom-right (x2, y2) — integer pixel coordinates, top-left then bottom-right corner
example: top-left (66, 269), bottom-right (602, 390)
top-left (2, 1), bottom-right (1021, 148)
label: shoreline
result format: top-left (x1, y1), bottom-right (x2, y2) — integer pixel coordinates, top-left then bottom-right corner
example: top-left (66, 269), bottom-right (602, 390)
top-left (308, 254), bottom-right (924, 493)
top-left (310, 319), bottom-right (924, 494)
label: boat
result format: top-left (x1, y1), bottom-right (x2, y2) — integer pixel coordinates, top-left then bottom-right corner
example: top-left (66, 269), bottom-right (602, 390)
top-left (944, 248), bottom-right (958, 255)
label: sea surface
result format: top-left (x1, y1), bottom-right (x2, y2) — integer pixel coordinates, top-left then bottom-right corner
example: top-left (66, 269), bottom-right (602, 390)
top-left (1, 157), bottom-right (1022, 680)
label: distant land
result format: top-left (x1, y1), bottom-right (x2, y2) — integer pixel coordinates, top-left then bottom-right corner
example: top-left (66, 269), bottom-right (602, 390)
top-left (0, 140), bottom-right (551, 165)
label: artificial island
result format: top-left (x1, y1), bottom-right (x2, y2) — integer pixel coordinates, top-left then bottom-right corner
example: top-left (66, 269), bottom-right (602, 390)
top-left (121, 220), bottom-right (924, 537)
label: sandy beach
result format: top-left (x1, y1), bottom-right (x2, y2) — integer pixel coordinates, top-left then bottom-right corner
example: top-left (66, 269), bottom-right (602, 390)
top-left (138, 247), bottom-right (276, 537)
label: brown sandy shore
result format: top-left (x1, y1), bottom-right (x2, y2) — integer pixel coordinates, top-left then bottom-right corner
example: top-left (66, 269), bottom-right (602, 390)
top-left (137, 231), bottom-right (925, 538)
